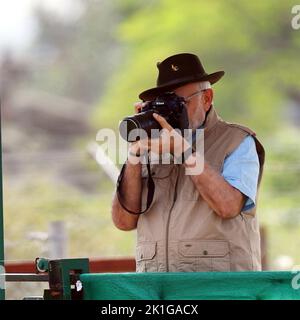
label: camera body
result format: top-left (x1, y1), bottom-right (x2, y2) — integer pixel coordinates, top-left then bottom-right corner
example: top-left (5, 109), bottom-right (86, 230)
top-left (119, 92), bottom-right (189, 142)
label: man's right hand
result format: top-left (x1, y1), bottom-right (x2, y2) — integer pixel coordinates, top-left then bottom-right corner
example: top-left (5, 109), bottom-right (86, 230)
top-left (134, 101), bottom-right (148, 113)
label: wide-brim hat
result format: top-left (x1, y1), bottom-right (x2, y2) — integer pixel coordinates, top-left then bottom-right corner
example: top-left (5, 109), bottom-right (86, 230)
top-left (139, 53), bottom-right (224, 101)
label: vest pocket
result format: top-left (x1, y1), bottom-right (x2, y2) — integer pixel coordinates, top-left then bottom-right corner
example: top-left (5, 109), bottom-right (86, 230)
top-left (178, 240), bottom-right (231, 272)
top-left (136, 242), bottom-right (158, 272)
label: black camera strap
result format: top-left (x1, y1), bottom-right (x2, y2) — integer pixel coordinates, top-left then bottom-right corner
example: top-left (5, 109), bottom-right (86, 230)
top-left (116, 155), bottom-right (155, 215)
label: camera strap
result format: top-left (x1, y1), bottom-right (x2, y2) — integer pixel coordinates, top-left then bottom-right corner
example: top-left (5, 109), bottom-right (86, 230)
top-left (116, 155), bottom-right (155, 215)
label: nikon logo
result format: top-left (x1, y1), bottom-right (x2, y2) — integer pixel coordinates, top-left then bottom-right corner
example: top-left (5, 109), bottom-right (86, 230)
top-left (291, 5), bottom-right (300, 30)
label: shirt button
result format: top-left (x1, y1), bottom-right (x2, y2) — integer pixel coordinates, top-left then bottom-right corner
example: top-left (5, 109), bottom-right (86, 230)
top-left (203, 250), bottom-right (208, 256)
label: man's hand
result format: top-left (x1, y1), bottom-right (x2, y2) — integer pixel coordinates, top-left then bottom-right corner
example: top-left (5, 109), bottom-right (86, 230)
top-left (134, 101), bottom-right (147, 113)
top-left (138, 112), bottom-right (191, 157)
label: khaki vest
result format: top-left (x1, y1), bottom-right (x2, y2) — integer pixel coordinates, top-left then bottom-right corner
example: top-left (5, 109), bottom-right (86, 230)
top-left (136, 106), bottom-right (265, 272)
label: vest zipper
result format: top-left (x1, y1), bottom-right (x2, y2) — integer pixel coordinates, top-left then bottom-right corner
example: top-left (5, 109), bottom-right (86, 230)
top-left (165, 166), bottom-right (180, 272)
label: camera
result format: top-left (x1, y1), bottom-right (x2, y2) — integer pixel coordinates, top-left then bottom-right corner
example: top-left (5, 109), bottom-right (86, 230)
top-left (119, 92), bottom-right (189, 142)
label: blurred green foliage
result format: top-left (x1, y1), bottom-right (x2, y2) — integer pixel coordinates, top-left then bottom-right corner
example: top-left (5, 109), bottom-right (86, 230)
top-left (94, 0), bottom-right (300, 135)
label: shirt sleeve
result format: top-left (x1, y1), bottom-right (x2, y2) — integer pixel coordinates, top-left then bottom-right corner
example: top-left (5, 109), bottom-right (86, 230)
top-left (221, 135), bottom-right (260, 212)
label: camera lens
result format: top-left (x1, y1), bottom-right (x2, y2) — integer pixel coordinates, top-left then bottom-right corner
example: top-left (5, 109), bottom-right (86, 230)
top-left (119, 118), bottom-right (139, 142)
top-left (119, 112), bottom-right (161, 142)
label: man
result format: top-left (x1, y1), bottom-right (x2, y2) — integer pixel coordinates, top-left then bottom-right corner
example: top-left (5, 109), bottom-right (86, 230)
top-left (111, 53), bottom-right (265, 272)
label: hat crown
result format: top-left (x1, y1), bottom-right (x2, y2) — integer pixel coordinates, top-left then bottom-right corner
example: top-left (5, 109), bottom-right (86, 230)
top-left (156, 53), bottom-right (206, 86)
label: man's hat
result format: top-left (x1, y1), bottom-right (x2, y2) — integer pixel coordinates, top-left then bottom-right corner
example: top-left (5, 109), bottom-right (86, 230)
top-left (139, 53), bottom-right (224, 101)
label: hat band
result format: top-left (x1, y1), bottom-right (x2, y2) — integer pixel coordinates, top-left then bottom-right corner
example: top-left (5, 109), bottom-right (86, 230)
top-left (157, 73), bottom-right (208, 87)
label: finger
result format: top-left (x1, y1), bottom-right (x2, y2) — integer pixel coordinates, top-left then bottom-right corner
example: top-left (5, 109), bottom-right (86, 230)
top-left (129, 140), bottom-right (140, 152)
top-left (134, 101), bottom-right (148, 113)
top-left (134, 102), bottom-right (143, 113)
top-left (139, 137), bottom-right (150, 152)
top-left (153, 113), bottom-right (173, 131)
top-left (147, 138), bottom-right (160, 154)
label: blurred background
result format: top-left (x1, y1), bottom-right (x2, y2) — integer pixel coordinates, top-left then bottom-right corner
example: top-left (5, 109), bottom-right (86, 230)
top-left (1, 0), bottom-right (300, 297)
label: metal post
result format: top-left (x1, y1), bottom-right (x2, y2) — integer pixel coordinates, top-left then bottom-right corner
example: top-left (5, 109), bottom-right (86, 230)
top-left (0, 103), bottom-right (5, 300)
top-left (48, 221), bottom-right (67, 259)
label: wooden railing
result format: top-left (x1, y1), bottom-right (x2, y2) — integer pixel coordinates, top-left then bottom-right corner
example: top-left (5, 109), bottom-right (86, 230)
top-left (5, 257), bottom-right (136, 273)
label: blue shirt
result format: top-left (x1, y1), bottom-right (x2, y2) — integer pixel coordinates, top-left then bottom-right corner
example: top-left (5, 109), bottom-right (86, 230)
top-left (221, 135), bottom-right (260, 212)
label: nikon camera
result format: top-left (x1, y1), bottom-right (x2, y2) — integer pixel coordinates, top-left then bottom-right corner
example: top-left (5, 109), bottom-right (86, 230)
top-left (119, 92), bottom-right (189, 142)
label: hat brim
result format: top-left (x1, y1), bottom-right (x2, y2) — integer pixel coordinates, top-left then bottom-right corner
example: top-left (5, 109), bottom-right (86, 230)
top-left (139, 71), bottom-right (225, 101)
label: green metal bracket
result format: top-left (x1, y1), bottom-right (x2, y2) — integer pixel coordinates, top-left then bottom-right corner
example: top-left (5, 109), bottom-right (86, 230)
top-left (41, 258), bottom-right (89, 300)
top-left (0, 104), bottom-right (4, 300)
top-left (4, 258), bottom-right (89, 300)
